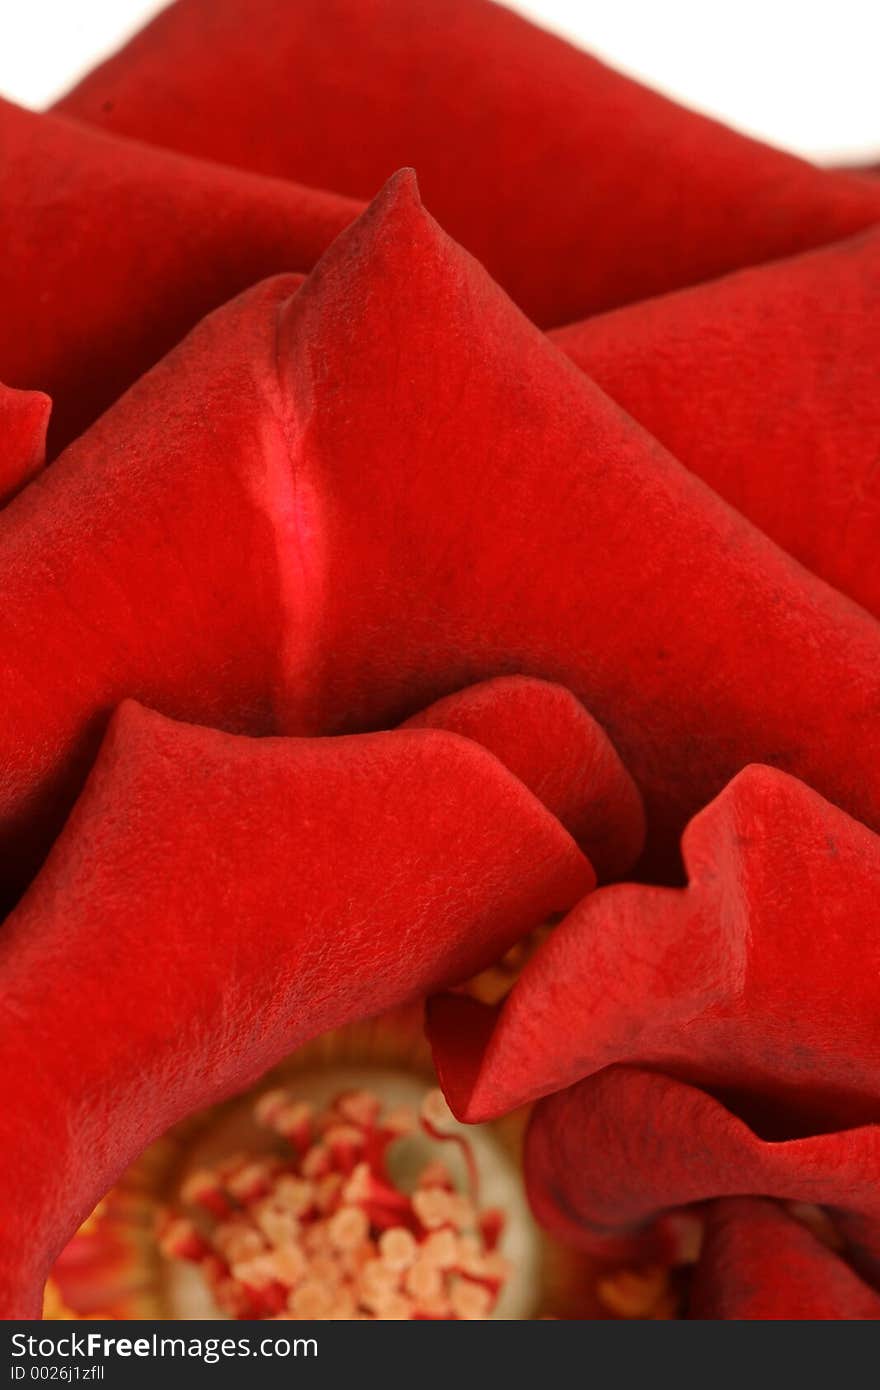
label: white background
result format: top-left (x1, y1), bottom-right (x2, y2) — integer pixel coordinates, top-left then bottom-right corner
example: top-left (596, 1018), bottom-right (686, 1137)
top-left (0, 0), bottom-right (878, 164)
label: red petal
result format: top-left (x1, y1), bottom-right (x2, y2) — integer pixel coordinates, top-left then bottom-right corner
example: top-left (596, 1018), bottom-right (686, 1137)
top-left (429, 765), bottom-right (880, 1126)
top-left (0, 97), bottom-right (356, 452)
top-left (57, 0), bottom-right (880, 326)
top-left (551, 229), bottom-right (880, 617)
top-left (260, 174), bottom-right (880, 871)
top-left (524, 1067), bottom-right (880, 1282)
top-left (0, 273), bottom-right (308, 899)
top-left (0, 692), bottom-right (592, 1316)
top-left (690, 1199), bottom-right (880, 1320)
top-left (4, 175), bottom-right (880, 894)
top-left (0, 380), bottom-right (49, 505)
top-left (402, 676), bottom-right (644, 881)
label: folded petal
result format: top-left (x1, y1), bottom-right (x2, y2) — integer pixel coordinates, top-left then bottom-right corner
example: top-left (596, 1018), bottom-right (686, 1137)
top-left (247, 173), bottom-right (880, 872)
top-left (0, 98), bottom-right (357, 452)
top-left (57, 0), bottom-right (880, 325)
top-left (429, 765), bottom-right (880, 1127)
top-left (690, 1199), bottom-right (880, 1320)
top-left (4, 174), bottom-right (880, 895)
top-left (551, 230), bottom-right (880, 616)
top-left (402, 676), bottom-right (644, 881)
top-left (0, 691), bottom-right (593, 1316)
top-left (0, 271), bottom-right (315, 900)
top-left (0, 381), bottom-right (49, 505)
top-left (524, 1067), bottom-right (880, 1281)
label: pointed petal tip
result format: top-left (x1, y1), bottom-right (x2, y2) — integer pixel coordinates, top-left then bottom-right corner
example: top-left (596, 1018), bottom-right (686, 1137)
top-left (381, 166), bottom-right (422, 204)
top-left (364, 166), bottom-right (429, 237)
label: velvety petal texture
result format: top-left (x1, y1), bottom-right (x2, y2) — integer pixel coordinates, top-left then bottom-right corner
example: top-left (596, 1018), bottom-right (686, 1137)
top-left (524, 1068), bottom-right (880, 1288)
top-left (551, 229), bottom-right (880, 616)
top-left (0, 273), bottom-right (310, 899)
top-left (402, 676), bottom-right (644, 882)
top-left (5, 174), bottom-right (880, 896)
top-left (429, 765), bottom-right (880, 1127)
top-left (690, 1199), bottom-right (880, 1320)
top-left (0, 0), bottom-right (875, 1328)
top-left (0, 684), bottom-right (594, 1317)
top-left (235, 173), bottom-right (880, 872)
top-left (56, 0), bottom-right (880, 325)
top-left (0, 381), bottom-right (49, 505)
top-left (0, 98), bottom-right (357, 452)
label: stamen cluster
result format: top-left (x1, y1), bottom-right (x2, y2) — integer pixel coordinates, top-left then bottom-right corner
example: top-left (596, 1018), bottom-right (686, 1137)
top-left (159, 1086), bottom-right (510, 1319)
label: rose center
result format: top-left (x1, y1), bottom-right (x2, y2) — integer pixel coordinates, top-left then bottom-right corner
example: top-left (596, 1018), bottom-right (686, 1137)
top-left (158, 1068), bottom-right (539, 1320)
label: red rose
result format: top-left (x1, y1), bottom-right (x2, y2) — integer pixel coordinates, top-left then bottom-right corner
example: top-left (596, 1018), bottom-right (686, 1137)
top-left (0, 680), bottom-right (604, 1316)
top-left (430, 765), bottom-right (880, 1316)
top-left (3, 174), bottom-right (880, 895)
top-left (1, 0), bottom-right (879, 1323)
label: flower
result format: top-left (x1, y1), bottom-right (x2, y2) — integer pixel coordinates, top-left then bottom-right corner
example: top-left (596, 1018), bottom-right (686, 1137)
top-left (2, 0), bottom-right (880, 1324)
top-left (43, 1015), bottom-right (614, 1322)
top-left (3, 174), bottom-right (880, 905)
top-left (428, 765), bottom-right (880, 1316)
top-left (0, 676), bottom-right (612, 1317)
top-left (428, 763), bottom-right (880, 1127)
